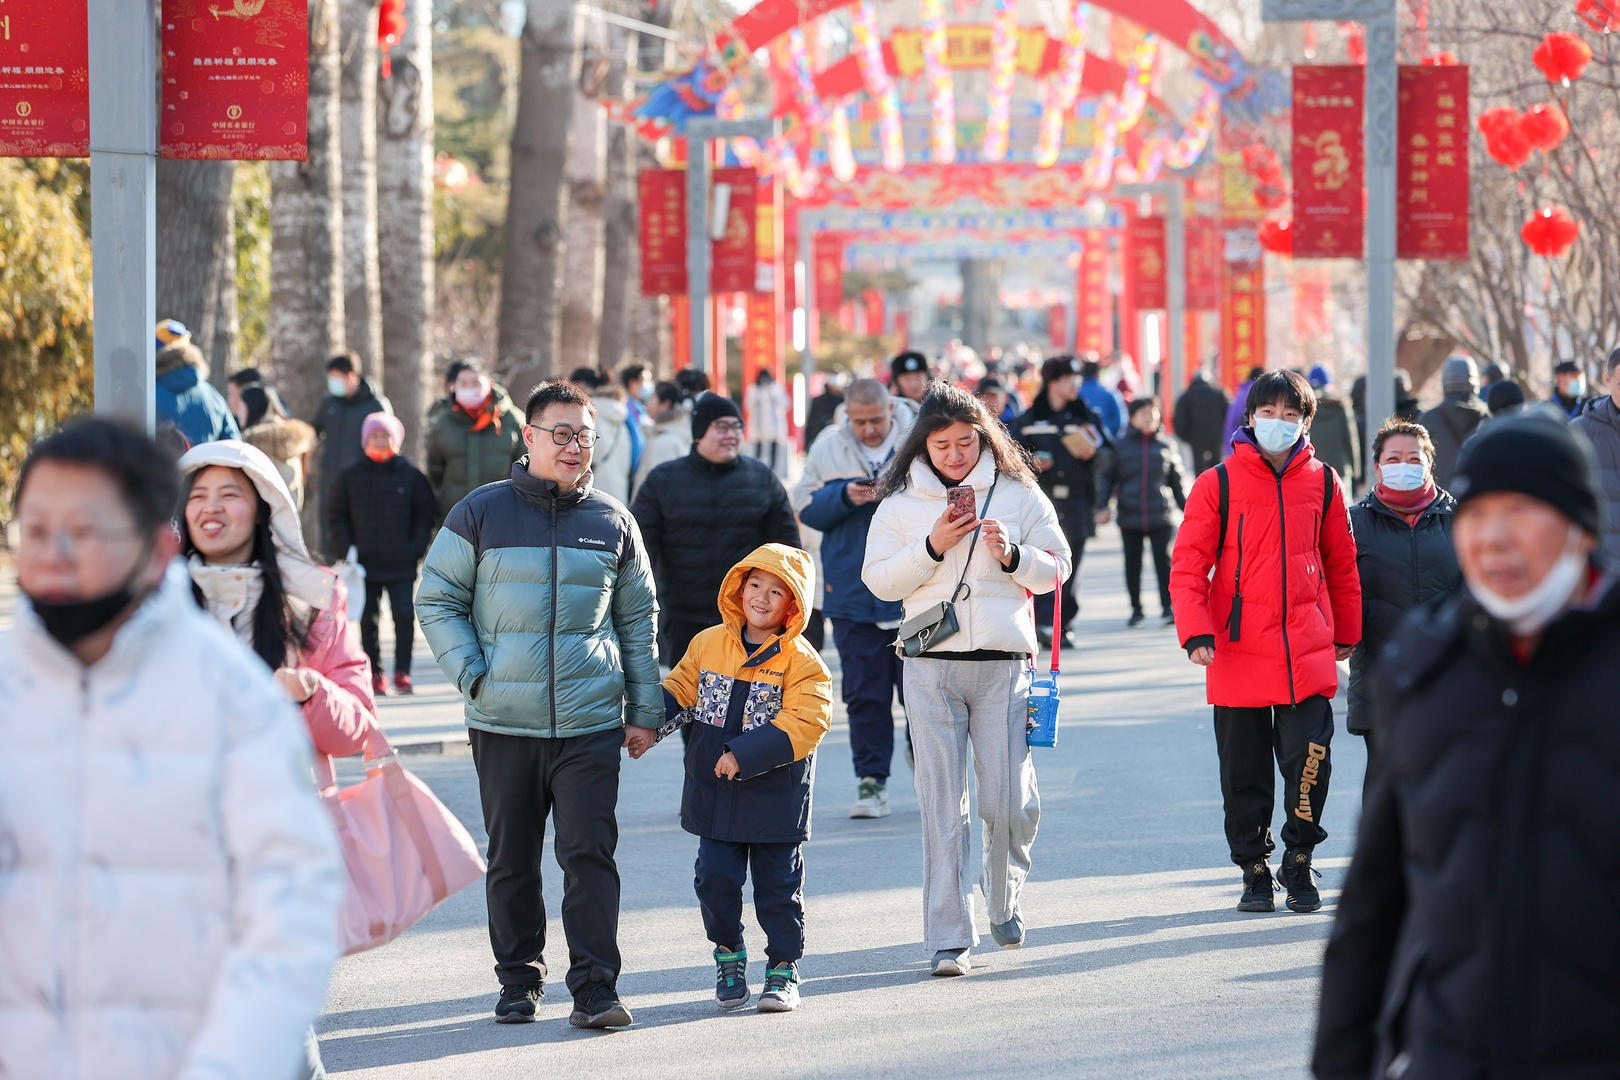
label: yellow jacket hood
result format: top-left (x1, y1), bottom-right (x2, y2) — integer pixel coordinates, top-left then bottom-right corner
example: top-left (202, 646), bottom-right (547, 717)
top-left (717, 543), bottom-right (816, 644)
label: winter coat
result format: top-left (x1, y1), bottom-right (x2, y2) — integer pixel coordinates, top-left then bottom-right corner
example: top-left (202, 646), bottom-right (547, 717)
top-left (424, 385), bottom-right (525, 523)
top-left (1009, 392), bottom-right (1113, 538)
top-left (313, 377), bottom-right (392, 496)
top-left (1079, 377), bottom-right (1125, 438)
top-left (630, 449), bottom-right (802, 625)
top-left (660, 545), bottom-right (833, 844)
top-left (242, 415), bottom-right (317, 511)
top-left (1416, 394), bottom-right (1489, 490)
top-left (1169, 434), bottom-right (1363, 708)
top-left (588, 396), bottom-right (636, 506)
top-left (0, 563), bottom-right (342, 1080)
top-left (863, 455), bottom-right (1072, 656)
top-left (1097, 427), bottom-right (1187, 534)
top-left (1314, 575), bottom-right (1620, 1080)
top-left (327, 454), bottom-right (436, 583)
top-left (1344, 489), bottom-right (1460, 733)
top-left (744, 380), bottom-right (791, 446)
top-left (1311, 392), bottom-right (1361, 488)
top-left (791, 413), bottom-right (913, 624)
top-left (155, 341), bottom-right (241, 447)
top-left (804, 389), bottom-right (844, 450)
top-left (1570, 394), bottom-right (1620, 567)
top-left (417, 460), bottom-right (661, 738)
top-left (631, 409), bottom-right (692, 502)
top-left (1173, 376), bottom-right (1230, 474)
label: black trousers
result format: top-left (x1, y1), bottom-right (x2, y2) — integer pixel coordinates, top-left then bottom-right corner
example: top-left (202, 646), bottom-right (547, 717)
top-left (360, 577), bottom-right (415, 677)
top-left (1035, 516), bottom-right (1089, 631)
top-left (469, 727), bottom-right (623, 997)
top-left (1212, 695), bottom-right (1334, 865)
top-left (694, 837), bottom-right (806, 968)
top-left (1120, 525), bottom-right (1173, 616)
top-left (832, 619), bottom-right (907, 782)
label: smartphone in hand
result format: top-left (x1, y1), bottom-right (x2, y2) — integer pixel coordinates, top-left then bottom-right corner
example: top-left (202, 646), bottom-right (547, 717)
top-left (946, 485), bottom-right (976, 522)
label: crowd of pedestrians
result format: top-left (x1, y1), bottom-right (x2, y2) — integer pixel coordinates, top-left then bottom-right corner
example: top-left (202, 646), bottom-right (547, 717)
top-left (4, 322), bottom-right (1620, 1077)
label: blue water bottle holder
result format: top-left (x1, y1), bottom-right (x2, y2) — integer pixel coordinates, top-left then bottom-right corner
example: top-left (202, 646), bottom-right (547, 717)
top-left (1026, 565), bottom-right (1062, 749)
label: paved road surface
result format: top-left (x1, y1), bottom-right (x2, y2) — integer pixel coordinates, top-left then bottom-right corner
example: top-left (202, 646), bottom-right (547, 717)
top-left (319, 527), bottom-right (1366, 1079)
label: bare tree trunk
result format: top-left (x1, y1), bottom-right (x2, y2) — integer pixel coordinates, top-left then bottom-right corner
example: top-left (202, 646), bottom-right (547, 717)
top-left (340, 0), bottom-right (385, 384)
top-left (498, 0), bottom-right (577, 391)
top-left (269, 0), bottom-right (345, 423)
top-left (560, 17), bottom-right (607, 370)
top-left (626, 0), bottom-right (675, 375)
top-left (377, 0), bottom-right (435, 459)
top-left (596, 25), bottom-right (634, 374)
top-left (156, 160), bottom-right (239, 385)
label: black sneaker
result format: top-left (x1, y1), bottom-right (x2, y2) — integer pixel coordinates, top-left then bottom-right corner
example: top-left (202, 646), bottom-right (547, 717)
top-left (569, 982), bottom-right (633, 1029)
top-left (1237, 859), bottom-right (1276, 913)
top-left (1127, 610), bottom-right (1145, 628)
top-left (1279, 848), bottom-right (1323, 912)
top-left (494, 982), bottom-right (542, 1023)
top-left (714, 946), bottom-right (750, 1009)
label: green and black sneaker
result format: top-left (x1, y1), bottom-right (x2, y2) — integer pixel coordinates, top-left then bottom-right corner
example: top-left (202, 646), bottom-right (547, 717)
top-left (714, 946), bottom-right (750, 1009)
top-left (757, 963), bottom-right (801, 1013)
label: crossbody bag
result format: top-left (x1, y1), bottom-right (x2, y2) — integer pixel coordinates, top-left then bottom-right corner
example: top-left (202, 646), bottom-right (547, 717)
top-left (894, 474), bottom-right (1000, 658)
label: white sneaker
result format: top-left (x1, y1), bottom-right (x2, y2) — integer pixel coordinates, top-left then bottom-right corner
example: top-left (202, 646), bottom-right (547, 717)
top-left (849, 777), bottom-right (891, 819)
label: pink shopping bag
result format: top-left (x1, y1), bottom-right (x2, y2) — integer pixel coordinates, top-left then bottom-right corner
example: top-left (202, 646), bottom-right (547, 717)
top-left (317, 731), bottom-right (486, 955)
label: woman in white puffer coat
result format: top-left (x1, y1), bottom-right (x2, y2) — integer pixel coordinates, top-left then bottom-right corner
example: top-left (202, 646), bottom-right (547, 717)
top-left (0, 419), bottom-right (343, 1080)
top-left (862, 382), bottom-right (1070, 978)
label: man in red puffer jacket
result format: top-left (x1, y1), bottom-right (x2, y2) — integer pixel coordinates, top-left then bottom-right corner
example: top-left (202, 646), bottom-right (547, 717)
top-left (1170, 370), bottom-right (1362, 915)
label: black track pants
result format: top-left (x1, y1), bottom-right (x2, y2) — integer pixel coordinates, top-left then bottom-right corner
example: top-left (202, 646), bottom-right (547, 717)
top-left (1212, 695), bottom-right (1334, 864)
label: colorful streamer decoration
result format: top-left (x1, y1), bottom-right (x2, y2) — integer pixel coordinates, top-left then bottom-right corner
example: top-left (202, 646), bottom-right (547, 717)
top-left (785, 28), bottom-right (827, 129)
top-left (1112, 34), bottom-right (1160, 134)
top-left (826, 102), bottom-right (858, 182)
top-left (981, 0), bottom-right (1022, 162)
top-left (1035, 0), bottom-right (1089, 168)
top-left (1161, 84), bottom-right (1219, 170)
top-left (917, 0), bottom-right (957, 163)
top-left (716, 85), bottom-right (761, 167)
top-left (853, 2), bottom-right (905, 173)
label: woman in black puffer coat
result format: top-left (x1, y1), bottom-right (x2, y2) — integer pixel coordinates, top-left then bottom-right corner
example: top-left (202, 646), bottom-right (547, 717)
top-left (1096, 398), bottom-right (1186, 627)
top-left (1345, 419), bottom-right (1460, 782)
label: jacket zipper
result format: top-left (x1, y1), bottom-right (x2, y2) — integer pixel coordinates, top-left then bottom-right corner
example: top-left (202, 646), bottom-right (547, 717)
top-left (1275, 471), bottom-right (1298, 705)
top-left (548, 499), bottom-right (559, 738)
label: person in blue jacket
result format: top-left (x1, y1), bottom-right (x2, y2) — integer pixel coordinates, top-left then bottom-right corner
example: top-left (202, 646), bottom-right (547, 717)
top-left (153, 320), bottom-right (240, 447)
top-left (1079, 355), bottom-right (1126, 438)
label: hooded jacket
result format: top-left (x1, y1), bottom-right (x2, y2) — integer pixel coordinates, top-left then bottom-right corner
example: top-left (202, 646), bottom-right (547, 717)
top-left (631, 405), bottom-right (692, 501)
top-left (1173, 375), bottom-right (1231, 474)
top-left (862, 455), bottom-right (1072, 656)
top-left (1097, 426), bottom-right (1187, 534)
top-left (417, 459), bottom-right (661, 738)
top-left (0, 563), bottom-right (343, 1080)
top-left (424, 383), bottom-right (525, 523)
top-left (314, 377), bottom-right (392, 494)
top-left (660, 545), bottom-right (834, 844)
top-left (241, 414), bottom-right (317, 510)
top-left (1570, 394), bottom-right (1620, 567)
top-left (1169, 433), bottom-right (1362, 707)
top-left (791, 408), bottom-right (914, 624)
top-left (1416, 394), bottom-right (1490, 489)
top-left (587, 395), bottom-right (636, 506)
top-left (155, 341), bottom-right (241, 447)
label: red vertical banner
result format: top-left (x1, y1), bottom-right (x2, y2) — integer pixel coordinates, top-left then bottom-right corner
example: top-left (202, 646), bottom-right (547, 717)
top-left (160, 0), bottom-right (310, 160)
top-left (813, 234), bottom-right (845, 313)
top-left (1076, 230), bottom-right (1110, 354)
top-left (1398, 65), bottom-right (1470, 260)
top-left (709, 167), bottom-right (757, 293)
top-left (1186, 219), bottom-right (1222, 311)
top-left (671, 296), bottom-right (692, 372)
top-left (639, 168), bottom-right (688, 296)
top-left (1128, 216), bottom-right (1168, 310)
top-left (862, 289), bottom-right (886, 336)
top-left (1221, 262), bottom-right (1266, 390)
top-left (742, 180), bottom-right (784, 393)
top-left (1292, 66), bottom-right (1364, 258)
top-left (1048, 303), bottom-right (1068, 351)
top-left (0, 0), bottom-right (89, 156)
top-left (893, 310), bottom-right (910, 349)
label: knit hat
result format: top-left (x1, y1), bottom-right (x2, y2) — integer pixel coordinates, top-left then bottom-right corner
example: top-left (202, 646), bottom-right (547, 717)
top-left (1308, 365), bottom-right (1332, 390)
top-left (1554, 359), bottom-right (1582, 376)
top-left (691, 392), bottom-right (742, 439)
top-left (155, 319), bottom-right (190, 352)
top-left (1451, 413), bottom-right (1602, 536)
top-left (1483, 379), bottom-right (1526, 416)
top-left (1041, 354), bottom-right (1084, 384)
top-left (1441, 355), bottom-right (1479, 395)
top-left (361, 411), bottom-right (405, 451)
top-left (890, 351), bottom-right (928, 380)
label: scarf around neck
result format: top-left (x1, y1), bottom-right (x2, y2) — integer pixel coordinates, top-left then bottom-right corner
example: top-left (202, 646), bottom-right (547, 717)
top-left (457, 394), bottom-right (500, 434)
top-left (1374, 480), bottom-right (1439, 525)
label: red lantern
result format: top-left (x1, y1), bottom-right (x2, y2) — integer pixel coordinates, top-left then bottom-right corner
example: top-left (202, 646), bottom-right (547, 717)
top-left (1519, 104), bottom-right (1570, 152)
top-left (1521, 206), bottom-right (1579, 256)
top-left (1258, 218), bottom-right (1294, 256)
top-left (1486, 128), bottom-right (1533, 170)
top-left (378, 0), bottom-right (406, 79)
top-left (1421, 51), bottom-right (1460, 66)
top-left (1478, 105), bottom-right (1522, 138)
top-left (1533, 31), bottom-right (1593, 85)
top-left (1576, 0), bottom-right (1620, 34)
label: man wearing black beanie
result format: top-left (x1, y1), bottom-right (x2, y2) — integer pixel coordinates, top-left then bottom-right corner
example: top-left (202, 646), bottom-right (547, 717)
top-left (1316, 413), bottom-right (1620, 1080)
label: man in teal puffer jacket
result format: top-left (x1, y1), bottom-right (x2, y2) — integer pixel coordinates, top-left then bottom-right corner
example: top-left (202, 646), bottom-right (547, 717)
top-left (417, 379), bottom-right (661, 1032)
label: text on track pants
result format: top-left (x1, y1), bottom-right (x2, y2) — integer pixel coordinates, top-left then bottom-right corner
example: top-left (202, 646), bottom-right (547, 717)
top-left (903, 656), bottom-right (1040, 951)
top-left (469, 726), bottom-right (624, 996)
top-left (1212, 695), bottom-right (1334, 865)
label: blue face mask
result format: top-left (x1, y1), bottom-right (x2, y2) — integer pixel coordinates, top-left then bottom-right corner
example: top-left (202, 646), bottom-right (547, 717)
top-left (1379, 462), bottom-right (1427, 491)
top-left (327, 375), bottom-right (349, 398)
top-left (1253, 417), bottom-right (1302, 455)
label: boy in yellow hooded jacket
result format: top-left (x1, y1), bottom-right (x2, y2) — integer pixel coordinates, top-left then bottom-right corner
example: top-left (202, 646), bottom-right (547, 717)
top-left (628, 543), bottom-right (832, 1013)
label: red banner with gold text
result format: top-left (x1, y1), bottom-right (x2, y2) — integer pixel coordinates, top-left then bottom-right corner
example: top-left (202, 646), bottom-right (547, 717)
top-left (0, 0), bottom-right (89, 157)
top-left (709, 166), bottom-right (757, 294)
top-left (1398, 65), bottom-right (1469, 261)
top-left (1292, 66), bottom-right (1364, 258)
top-left (1186, 218), bottom-right (1221, 311)
top-left (639, 168), bottom-right (688, 296)
top-left (813, 234), bottom-right (845, 313)
top-left (161, 0), bottom-right (309, 160)
top-left (1076, 230), bottom-right (1110, 354)
top-left (1220, 261), bottom-right (1266, 390)
top-left (1128, 216), bottom-right (1168, 311)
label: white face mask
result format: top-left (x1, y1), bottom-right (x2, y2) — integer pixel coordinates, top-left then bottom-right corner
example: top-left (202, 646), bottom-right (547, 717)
top-left (326, 375), bottom-right (349, 398)
top-left (1468, 526), bottom-right (1587, 636)
top-left (1253, 417), bottom-right (1303, 455)
top-left (1565, 378), bottom-right (1587, 398)
top-left (455, 383), bottom-right (489, 409)
top-left (1379, 462), bottom-right (1428, 492)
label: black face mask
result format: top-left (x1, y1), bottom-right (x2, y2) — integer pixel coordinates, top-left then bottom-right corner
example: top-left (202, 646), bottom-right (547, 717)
top-left (25, 549), bottom-right (151, 649)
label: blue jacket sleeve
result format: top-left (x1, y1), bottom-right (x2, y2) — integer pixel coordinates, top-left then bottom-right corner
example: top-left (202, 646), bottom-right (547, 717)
top-left (798, 479), bottom-right (861, 532)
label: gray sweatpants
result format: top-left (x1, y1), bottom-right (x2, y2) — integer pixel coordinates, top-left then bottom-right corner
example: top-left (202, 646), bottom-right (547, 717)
top-left (903, 656), bottom-right (1041, 951)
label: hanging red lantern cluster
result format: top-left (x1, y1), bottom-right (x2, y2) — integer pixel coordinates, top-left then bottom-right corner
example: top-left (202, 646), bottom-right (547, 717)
top-left (379, 0), bottom-right (406, 79)
top-left (1341, 22), bottom-right (1367, 65)
top-left (1521, 206), bottom-right (1580, 256)
top-left (1421, 51), bottom-right (1460, 66)
top-left (1479, 106), bottom-right (1532, 169)
top-left (1242, 143), bottom-right (1289, 210)
top-left (1258, 218), bottom-right (1294, 256)
top-left (1519, 103), bottom-right (1570, 152)
top-left (1576, 0), bottom-right (1620, 34)
top-left (1533, 31), bottom-right (1593, 85)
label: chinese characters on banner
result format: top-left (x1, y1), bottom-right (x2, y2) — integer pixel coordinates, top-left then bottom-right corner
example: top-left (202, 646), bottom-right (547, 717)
top-left (1048, 303), bottom-right (1068, 351)
top-left (639, 168), bottom-right (687, 296)
top-left (1220, 262), bottom-right (1266, 392)
top-left (1291, 66), bottom-right (1364, 258)
top-left (742, 181), bottom-right (784, 386)
top-left (1128, 216), bottom-right (1168, 310)
top-left (161, 0), bottom-right (309, 160)
top-left (813, 234), bottom-right (845, 313)
top-left (1186, 219), bottom-right (1222, 311)
top-left (1075, 231), bottom-right (1110, 354)
top-left (0, 0), bottom-right (89, 157)
top-left (709, 167), bottom-right (757, 294)
top-left (1397, 65), bottom-right (1469, 260)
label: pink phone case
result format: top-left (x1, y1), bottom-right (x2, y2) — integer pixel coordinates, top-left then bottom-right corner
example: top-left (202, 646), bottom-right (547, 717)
top-left (947, 486), bottom-right (975, 521)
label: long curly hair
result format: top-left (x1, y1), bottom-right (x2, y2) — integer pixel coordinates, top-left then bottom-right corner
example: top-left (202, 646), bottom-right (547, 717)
top-left (877, 380), bottom-right (1036, 498)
